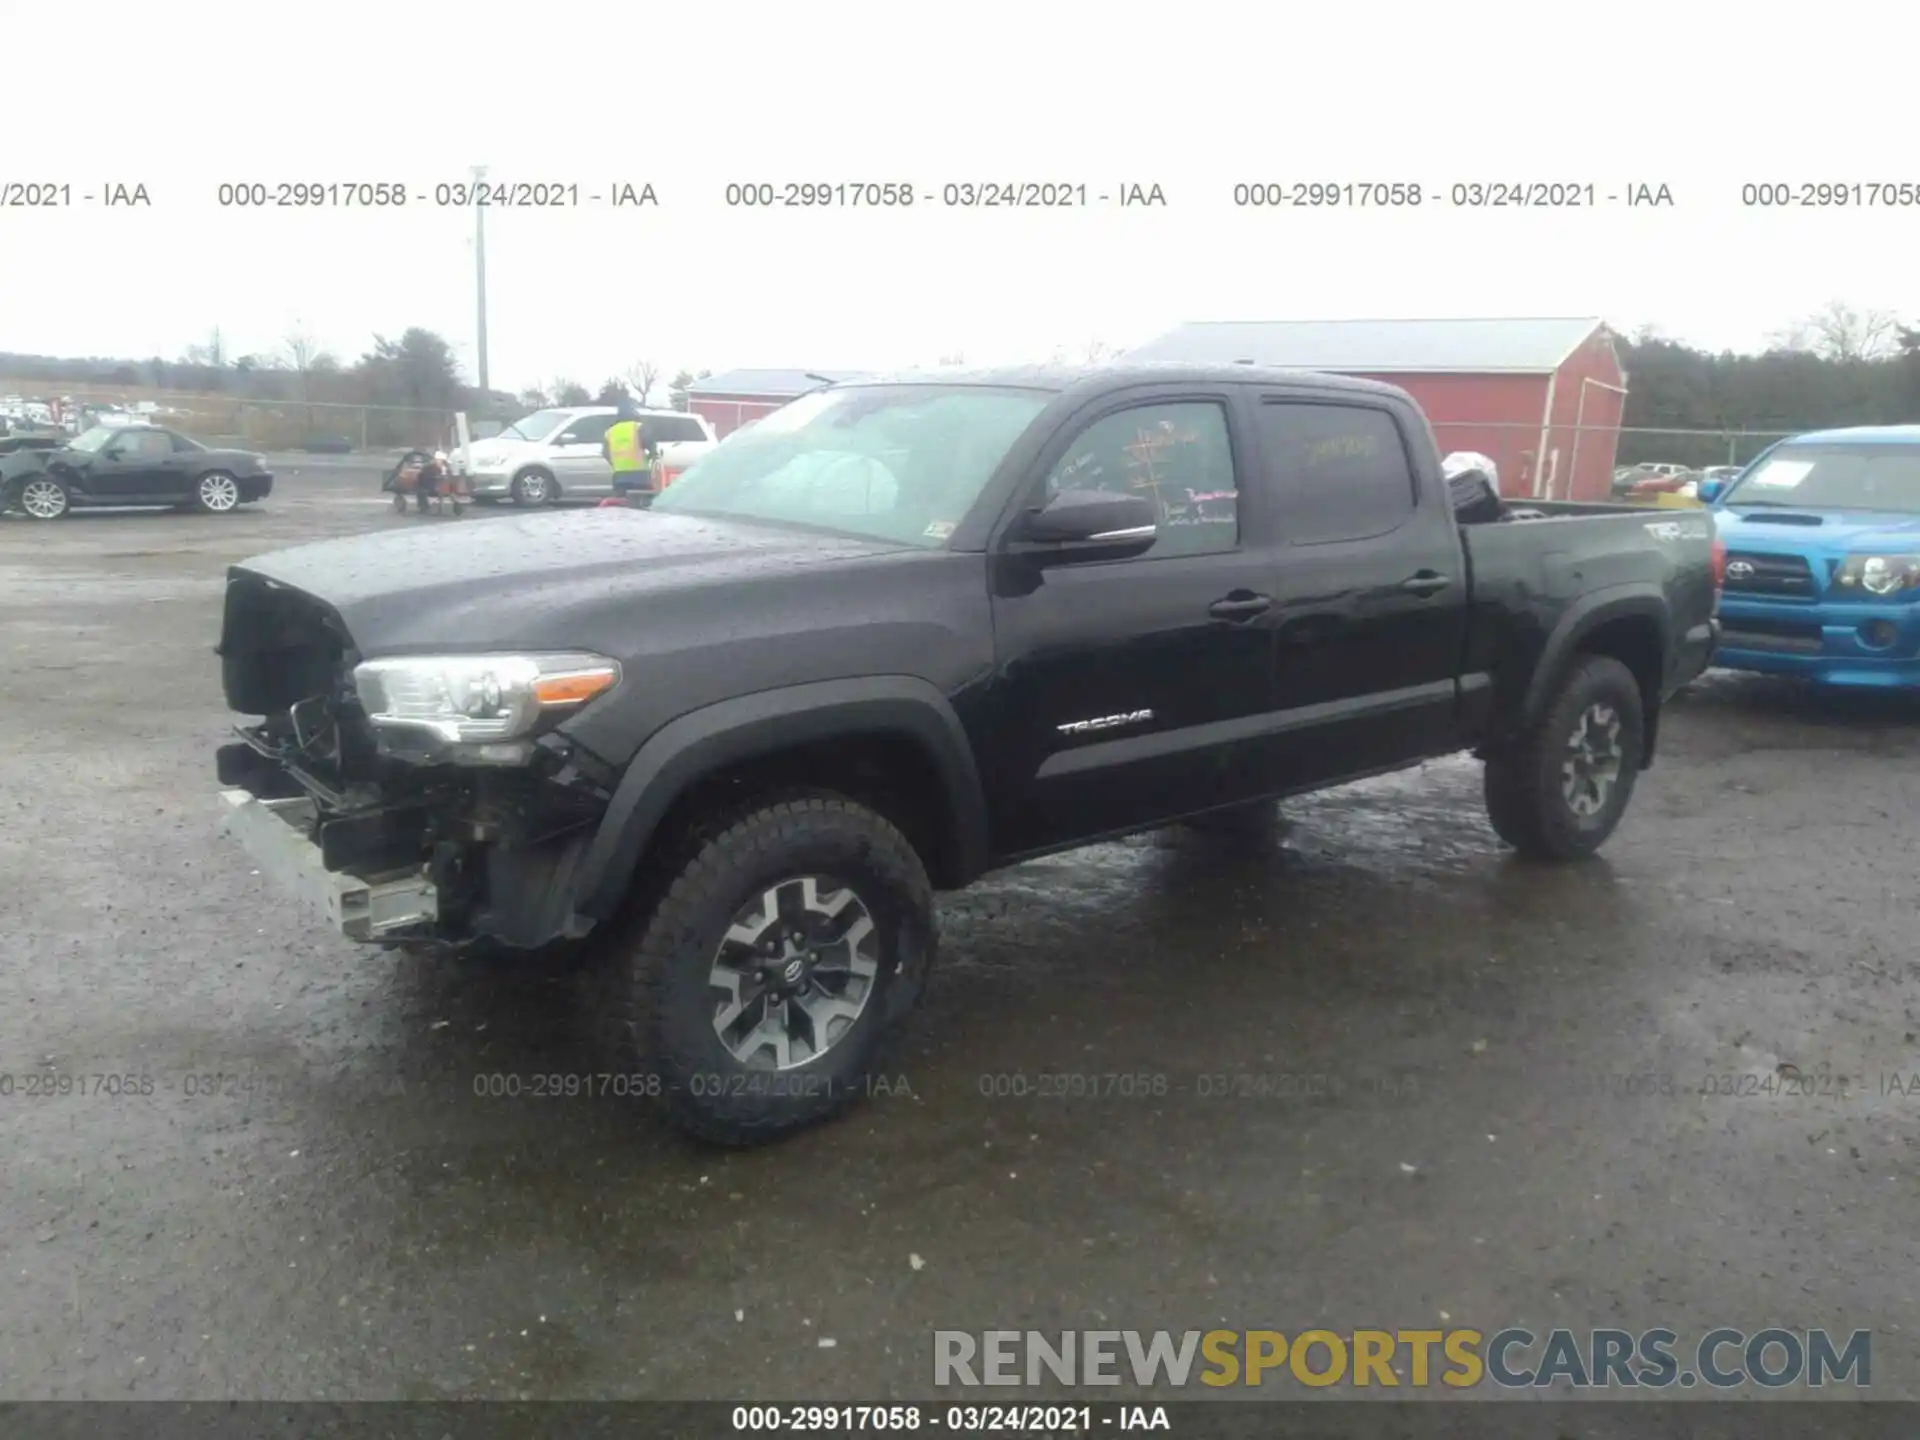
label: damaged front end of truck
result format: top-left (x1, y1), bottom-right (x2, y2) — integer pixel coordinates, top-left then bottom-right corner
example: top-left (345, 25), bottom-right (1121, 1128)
top-left (213, 565), bottom-right (623, 948)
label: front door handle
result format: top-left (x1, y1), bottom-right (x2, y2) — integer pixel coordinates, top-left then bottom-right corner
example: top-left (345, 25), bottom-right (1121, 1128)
top-left (1208, 593), bottom-right (1273, 620)
top-left (1400, 572), bottom-right (1451, 596)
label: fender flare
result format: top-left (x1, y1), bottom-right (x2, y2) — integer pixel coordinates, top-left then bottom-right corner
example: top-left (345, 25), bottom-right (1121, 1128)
top-left (1515, 585), bottom-right (1671, 760)
top-left (572, 676), bottom-right (990, 921)
top-left (1522, 585), bottom-right (1669, 722)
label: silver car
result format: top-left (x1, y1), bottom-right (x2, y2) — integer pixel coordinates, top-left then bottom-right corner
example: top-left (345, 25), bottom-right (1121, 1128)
top-left (463, 405), bottom-right (716, 504)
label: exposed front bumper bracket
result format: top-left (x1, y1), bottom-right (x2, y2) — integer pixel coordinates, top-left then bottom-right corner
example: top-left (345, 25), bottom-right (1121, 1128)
top-left (219, 788), bottom-right (438, 941)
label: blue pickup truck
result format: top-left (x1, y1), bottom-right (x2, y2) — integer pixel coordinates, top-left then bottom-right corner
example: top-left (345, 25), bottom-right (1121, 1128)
top-left (1703, 425), bottom-right (1920, 690)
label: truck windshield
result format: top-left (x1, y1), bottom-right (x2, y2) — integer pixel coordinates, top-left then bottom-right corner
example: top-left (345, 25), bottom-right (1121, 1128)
top-left (1726, 444), bottom-right (1920, 514)
top-left (649, 385), bottom-right (1053, 545)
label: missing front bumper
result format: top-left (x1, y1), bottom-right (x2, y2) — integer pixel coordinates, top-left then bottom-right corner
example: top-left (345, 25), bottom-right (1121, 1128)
top-left (219, 788), bottom-right (438, 941)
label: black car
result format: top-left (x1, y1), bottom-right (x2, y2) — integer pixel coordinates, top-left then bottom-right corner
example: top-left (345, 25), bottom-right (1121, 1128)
top-left (1, 423), bottom-right (274, 520)
top-left (213, 365), bottom-right (1720, 1144)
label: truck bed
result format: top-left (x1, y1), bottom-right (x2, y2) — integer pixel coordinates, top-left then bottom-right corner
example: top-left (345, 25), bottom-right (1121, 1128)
top-left (1456, 498), bottom-right (1719, 740)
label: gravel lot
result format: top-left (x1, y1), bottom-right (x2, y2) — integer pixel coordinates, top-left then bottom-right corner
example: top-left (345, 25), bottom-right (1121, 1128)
top-left (2, 462), bottom-right (1917, 1407)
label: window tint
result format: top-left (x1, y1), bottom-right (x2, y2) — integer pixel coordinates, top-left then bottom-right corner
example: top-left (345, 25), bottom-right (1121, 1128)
top-left (168, 429), bottom-right (204, 453)
top-left (644, 415), bottom-right (707, 443)
top-left (561, 415), bottom-right (613, 443)
top-left (1256, 402), bottom-right (1416, 544)
top-left (1043, 401), bottom-right (1237, 557)
top-left (121, 428), bottom-right (171, 458)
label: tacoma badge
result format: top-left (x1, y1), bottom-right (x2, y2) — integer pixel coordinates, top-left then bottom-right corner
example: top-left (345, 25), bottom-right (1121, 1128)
top-left (1057, 709), bottom-right (1155, 736)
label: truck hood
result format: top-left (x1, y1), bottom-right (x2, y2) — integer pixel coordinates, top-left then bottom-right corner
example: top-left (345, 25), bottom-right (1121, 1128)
top-left (1717, 506), bottom-right (1920, 549)
top-left (227, 508), bottom-right (912, 656)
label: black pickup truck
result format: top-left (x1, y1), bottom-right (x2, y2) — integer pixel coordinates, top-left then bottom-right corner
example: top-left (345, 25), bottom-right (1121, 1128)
top-left (214, 365), bottom-right (1720, 1143)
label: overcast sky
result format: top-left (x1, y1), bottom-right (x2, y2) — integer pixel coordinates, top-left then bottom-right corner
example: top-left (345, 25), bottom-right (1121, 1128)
top-left (3, 0), bottom-right (1915, 393)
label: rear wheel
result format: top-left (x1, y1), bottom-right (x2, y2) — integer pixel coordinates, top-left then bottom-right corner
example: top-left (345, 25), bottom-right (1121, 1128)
top-left (17, 476), bottom-right (71, 520)
top-left (511, 468), bottom-right (555, 506)
top-left (1484, 654), bottom-right (1644, 860)
top-left (596, 793), bottom-right (936, 1146)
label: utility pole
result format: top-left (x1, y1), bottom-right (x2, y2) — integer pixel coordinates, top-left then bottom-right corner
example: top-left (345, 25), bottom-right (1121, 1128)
top-left (472, 164), bottom-right (490, 410)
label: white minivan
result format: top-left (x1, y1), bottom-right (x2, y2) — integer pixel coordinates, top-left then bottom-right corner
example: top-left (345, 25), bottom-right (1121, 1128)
top-left (463, 405), bottom-right (717, 504)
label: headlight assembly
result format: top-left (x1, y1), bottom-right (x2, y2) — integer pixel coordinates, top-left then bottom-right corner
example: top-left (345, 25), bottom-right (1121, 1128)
top-left (352, 652), bottom-right (620, 742)
top-left (1834, 554), bottom-right (1920, 597)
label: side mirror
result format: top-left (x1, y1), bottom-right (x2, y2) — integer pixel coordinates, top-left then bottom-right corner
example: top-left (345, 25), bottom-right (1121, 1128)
top-left (1696, 479), bottom-right (1726, 504)
top-left (1013, 488), bottom-right (1157, 561)
top-left (102, 446), bottom-right (125, 460)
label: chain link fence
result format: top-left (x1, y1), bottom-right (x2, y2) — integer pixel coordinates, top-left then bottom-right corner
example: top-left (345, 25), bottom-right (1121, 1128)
top-left (1426, 420), bottom-right (1800, 503)
top-left (0, 380), bottom-right (458, 452)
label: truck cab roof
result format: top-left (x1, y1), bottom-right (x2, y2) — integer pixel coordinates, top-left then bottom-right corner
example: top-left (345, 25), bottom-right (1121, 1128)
top-left (1786, 424), bottom-right (1920, 445)
top-left (833, 362), bottom-right (1413, 401)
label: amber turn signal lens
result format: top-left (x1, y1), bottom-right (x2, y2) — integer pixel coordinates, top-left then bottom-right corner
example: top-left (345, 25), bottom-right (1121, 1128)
top-left (531, 669), bottom-right (618, 706)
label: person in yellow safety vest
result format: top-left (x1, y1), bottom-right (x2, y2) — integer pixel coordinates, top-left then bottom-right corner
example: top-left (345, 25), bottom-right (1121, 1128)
top-left (602, 398), bottom-right (658, 505)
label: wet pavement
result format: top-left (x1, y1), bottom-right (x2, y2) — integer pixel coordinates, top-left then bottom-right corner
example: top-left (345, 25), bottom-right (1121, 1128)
top-left (2, 464), bottom-right (1917, 1402)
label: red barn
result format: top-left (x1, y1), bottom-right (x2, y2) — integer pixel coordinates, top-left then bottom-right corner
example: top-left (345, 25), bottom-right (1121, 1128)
top-left (1122, 317), bottom-right (1627, 502)
top-left (685, 369), bottom-right (868, 439)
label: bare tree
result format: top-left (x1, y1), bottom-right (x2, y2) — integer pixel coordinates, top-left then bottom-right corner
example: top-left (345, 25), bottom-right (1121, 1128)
top-left (1811, 301), bottom-right (1900, 361)
top-left (1771, 301), bottom-right (1901, 361)
top-left (182, 325), bottom-right (228, 370)
top-left (625, 359), bottom-right (661, 406)
top-left (1082, 338), bottom-right (1122, 363)
top-left (282, 322), bottom-right (334, 376)
top-left (935, 351), bottom-right (967, 367)
top-left (281, 322), bottom-right (337, 435)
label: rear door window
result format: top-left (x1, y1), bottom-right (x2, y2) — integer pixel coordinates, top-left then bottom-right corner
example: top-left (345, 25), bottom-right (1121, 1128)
top-left (1255, 401), bottom-right (1418, 545)
top-left (645, 415), bottom-right (709, 443)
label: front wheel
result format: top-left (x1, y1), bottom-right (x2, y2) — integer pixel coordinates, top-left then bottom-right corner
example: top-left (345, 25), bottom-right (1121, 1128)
top-left (195, 471), bottom-right (242, 514)
top-left (1484, 654), bottom-right (1644, 861)
top-left (599, 793), bottom-right (937, 1146)
top-left (511, 469), bottom-right (554, 506)
top-left (16, 476), bottom-right (71, 520)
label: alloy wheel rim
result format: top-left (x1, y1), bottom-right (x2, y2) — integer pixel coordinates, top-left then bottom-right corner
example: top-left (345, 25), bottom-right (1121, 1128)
top-left (1562, 702), bottom-right (1624, 817)
top-left (708, 876), bottom-right (880, 1070)
top-left (201, 474), bottom-right (239, 510)
top-left (520, 474), bottom-right (547, 501)
top-left (21, 479), bottom-right (66, 518)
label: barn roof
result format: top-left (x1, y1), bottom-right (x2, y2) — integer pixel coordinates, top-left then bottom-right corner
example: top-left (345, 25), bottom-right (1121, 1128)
top-left (686, 368), bottom-right (868, 398)
top-left (1123, 317), bottom-right (1608, 375)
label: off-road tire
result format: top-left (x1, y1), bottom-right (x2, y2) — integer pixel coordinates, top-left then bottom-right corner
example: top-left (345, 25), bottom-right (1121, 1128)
top-left (1484, 654), bottom-right (1644, 861)
top-left (598, 792), bottom-right (936, 1146)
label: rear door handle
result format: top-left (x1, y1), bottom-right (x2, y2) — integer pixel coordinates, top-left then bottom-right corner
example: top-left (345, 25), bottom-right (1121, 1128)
top-left (1208, 593), bottom-right (1273, 620)
top-left (1401, 572), bottom-right (1451, 596)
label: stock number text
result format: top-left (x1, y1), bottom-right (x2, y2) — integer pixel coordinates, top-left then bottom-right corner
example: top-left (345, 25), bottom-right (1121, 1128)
top-left (1235, 181), bottom-right (1423, 207)
top-left (1742, 182), bottom-right (1920, 207)
top-left (726, 181), bottom-right (916, 207)
top-left (217, 182), bottom-right (410, 207)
